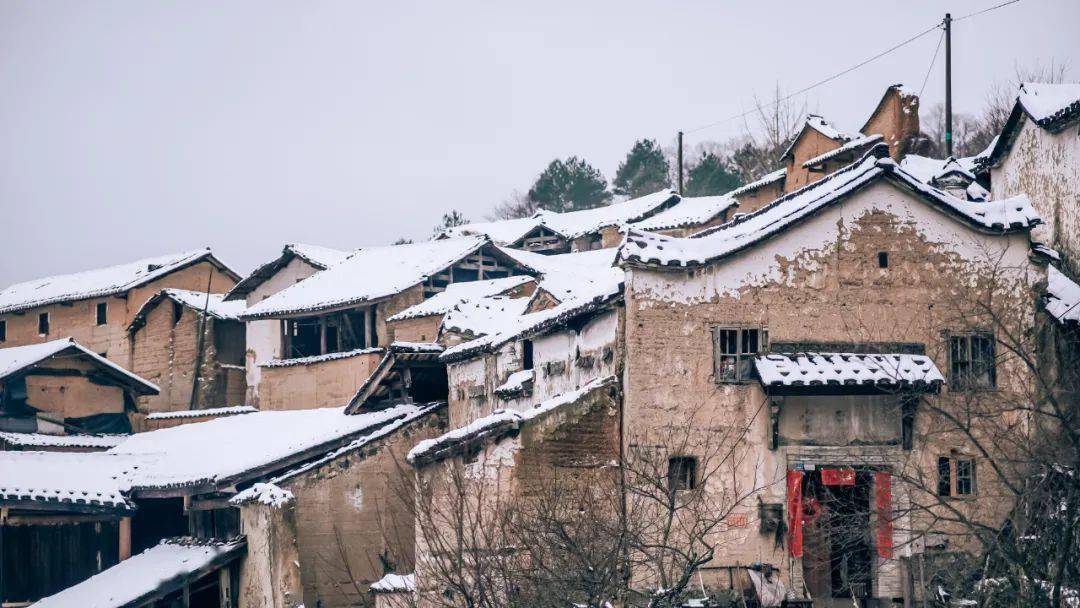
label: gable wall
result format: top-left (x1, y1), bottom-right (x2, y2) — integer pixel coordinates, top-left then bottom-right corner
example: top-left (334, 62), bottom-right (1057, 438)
top-left (862, 89), bottom-right (921, 160)
top-left (733, 180), bottom-right (786, 216)
top-left (991, 117), bottom-right (1080, 277)
top-left (0, 261), bottom-right (235, 370)
top-left (623, 182), bottom-right (1040, 594)
top-left (784, 129), bottom-right (843, 193)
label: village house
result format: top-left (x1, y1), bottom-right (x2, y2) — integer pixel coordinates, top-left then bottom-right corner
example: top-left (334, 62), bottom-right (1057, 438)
top-left (224, 243), bottom-right (352, 405)
top-left (0, 249), bottom-right (239, 367)
top-left (1, 402), bottom-right (443, 607)
top-left (126, 288), bottom-right (248, 423)
top-left (239, 236), bottom-right (534, 410)
top-left (977, 82), bottom-right (1080, 278)
top-left (616, 144), bottom-right (1044, 605)
top-left (0, 337), bottom-right (159, 438)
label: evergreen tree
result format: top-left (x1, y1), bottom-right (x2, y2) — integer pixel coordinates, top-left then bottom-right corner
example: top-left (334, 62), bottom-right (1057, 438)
top-left (613, 139), bottom-right (671, 198)
top-left (527, 157), bottom-right (611, 213)
top-left (431, 210), bottom-right (469, 237)
top-left (685, 152), bottom-right (743, 197)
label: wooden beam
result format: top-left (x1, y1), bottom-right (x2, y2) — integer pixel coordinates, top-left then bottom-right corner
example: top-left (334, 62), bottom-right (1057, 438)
top-left (119, 516), bottom-right (132, 561)
top-left (219, 566), bottom-right (234, 608)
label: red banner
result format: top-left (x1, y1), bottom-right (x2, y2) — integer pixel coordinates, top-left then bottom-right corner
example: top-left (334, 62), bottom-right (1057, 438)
top-left (821, 467), bottom-right (856, 486)
top-left (875, 471), bottom-right (893, 558)
top-left (787, 470), bottom-right (804, 558)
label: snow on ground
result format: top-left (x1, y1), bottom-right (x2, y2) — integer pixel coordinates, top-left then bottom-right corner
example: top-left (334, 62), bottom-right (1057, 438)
top-left (31, 537), bottom-right (245, 608)
top-left (0, 249), bottom-right (221, 314)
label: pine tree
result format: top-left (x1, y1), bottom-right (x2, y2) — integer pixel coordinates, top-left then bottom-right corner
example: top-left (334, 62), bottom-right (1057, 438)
top-left (431, 210), bottom-right (469, 237)
top-left (613, 139), bottom-right (671, 198)
top-left (527, 157), bottom-right (611, 213)
top-left (685, 152), bottom-right (743, 197)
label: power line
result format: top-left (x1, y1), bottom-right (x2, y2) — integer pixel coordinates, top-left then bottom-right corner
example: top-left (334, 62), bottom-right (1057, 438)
top-left (683, 0), bottom-right (1024, 137)
top-left (919, 29), bottom-right (945, 98)
top-left (685, 22), bottom-right (941, 134)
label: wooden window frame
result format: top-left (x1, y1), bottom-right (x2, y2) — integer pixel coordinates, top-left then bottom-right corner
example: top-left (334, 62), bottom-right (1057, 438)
top-left (712, 326), bottom-right (767, 383)
top-left (937, 454), bottom-right (976, 497)
top-left (38, 312), bottom-right (50, 336)
top-left (95, 301), bottom-right (108, 326)
top-left (668, 456), bottom-right (698, 492)
top-left (948, 332), bottom-right (996, 391)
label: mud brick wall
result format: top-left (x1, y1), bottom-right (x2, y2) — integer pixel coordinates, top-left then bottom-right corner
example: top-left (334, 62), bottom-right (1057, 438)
top-left (258, 350), bottom-right (383, 410)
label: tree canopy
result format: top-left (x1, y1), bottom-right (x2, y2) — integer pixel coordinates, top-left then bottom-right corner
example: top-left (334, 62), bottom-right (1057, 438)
top-left (613, 139), bottom-right (671, 198)
top-left (685, 152), bottom-right (742, 197)
top-left (527, 157), bottom-right (611, 213)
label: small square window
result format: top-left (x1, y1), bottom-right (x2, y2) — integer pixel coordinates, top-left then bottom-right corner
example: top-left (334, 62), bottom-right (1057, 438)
top-left (38, 312), bottom-right (50, 336)
top-left (668, 456), bottom-right (698, 491)
top-left (949, 333), bottom-right (996, 390)
top-left (713, 326), bottom-right (765, 382)
top-left (96, 302), bottom-right (108, 326)
top-left (0, 319), bottom-right (6, 342)
top-left (878, 251), bottom-right (889, 268)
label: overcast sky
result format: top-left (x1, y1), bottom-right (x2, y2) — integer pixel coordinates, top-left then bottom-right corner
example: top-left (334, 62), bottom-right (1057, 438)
top-left (1, 0), bottom-right (1077, 286)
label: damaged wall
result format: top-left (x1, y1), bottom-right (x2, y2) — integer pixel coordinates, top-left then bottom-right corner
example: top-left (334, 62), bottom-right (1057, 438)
top-left (257, 350), bottom-right (383, 410)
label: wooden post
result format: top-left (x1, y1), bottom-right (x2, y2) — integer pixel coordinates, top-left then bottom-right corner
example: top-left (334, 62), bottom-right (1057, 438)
top-left (677, 131), bottom-right (685, 195)
top-left (219, 566), bottom-right (234, 608)
top-left (118, 516), bottom-right (132, 561)
top-left (944, 12), bottom-right (953, 157)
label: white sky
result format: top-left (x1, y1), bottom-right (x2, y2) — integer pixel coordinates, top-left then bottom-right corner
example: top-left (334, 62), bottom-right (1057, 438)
top-left (1, 0), bottom-right (1077, 285)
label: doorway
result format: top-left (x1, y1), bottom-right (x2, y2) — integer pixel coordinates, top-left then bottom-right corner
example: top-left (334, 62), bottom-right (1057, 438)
top-left (801, 468), bottom-right (875, 606)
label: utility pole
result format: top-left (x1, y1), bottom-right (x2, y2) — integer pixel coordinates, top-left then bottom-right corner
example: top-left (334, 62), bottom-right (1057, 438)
top-left (944, 12), bottom-right (953, 157)
top-left (677, 131), bottom-right (684, 194)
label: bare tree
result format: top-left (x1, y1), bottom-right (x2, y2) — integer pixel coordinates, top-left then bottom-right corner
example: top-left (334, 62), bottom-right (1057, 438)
top-left (487, 190), bottom-right (537, 221)
top-left (730, 85), bottom-right (807, 182)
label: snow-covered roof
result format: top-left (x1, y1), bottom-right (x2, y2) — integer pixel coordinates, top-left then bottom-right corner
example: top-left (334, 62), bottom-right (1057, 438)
top-left (539, 189), bottom-right (679, 239)
top-left (498, 248), bottom-right (622, 305)
top-left (109, 404), bottom-right (424, 492)
top-left (0, 249), bottom-right (236, 315)
top-left (259, 347), bottom-right (383, 368)
top-left (1046, 266), bottom-right (1080, 325)
top-left (225, 243), bottom-right (353, 301)
top-left (780, 115), bottom-right (854, 160)
top-left (129, 289), bottom-right (247, 333)
top-left (371, 573), bottom-right (416, 594)
top-left (620, 150), bottom-right (1040, 270)
top-left (387, 276), bottom-right (534, 322)
top-left (754, 353), bottom-right (944, 391)
top-left (631, 195), bottom-right (738, 232)
top-left (0, 451), bottom-right (142, 511)
top-left (1017, 82), bottom-right (1080, 127)
top-left (243, 236), bottom-right (516, 319)
top-left (31, 537), bottom-right (246, 608)
top-left (440, 216), bottom-right (545, 245)
top-left (0, 432), bottom-right (126, 450)
top-left (407, 375), bottom-right (617, 465)
top-left (441, 296), bottom-right (533, 338)
top-left (494, 369), bottom-right (534, 399)
top-left (441, 278), bottom-right (622, 363)
top-left (144, 405), bottom-right (258, 421)
top-left (801, 133), bottom-right (883, 168)
top-left (228, 482), bottom-right (294, 507)
top-left (0, 338), bottom-right (159, 395)
top-left (728, 168), bottom-right (786, 198)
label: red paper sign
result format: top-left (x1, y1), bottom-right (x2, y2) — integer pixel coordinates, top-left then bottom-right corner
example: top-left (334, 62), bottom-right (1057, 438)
top-left (875, 471), bottom-right (893, 558)
top-left (821, 467), bottom-right (856, 486)
top-left (787, 470), bottom-right (804, 557)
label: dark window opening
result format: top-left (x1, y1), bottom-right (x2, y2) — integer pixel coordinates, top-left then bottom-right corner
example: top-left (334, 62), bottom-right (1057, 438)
top-left (285, 317), bottom-right (322, 358)
top-left (938, 455), bottom-right (975, 497)
top-left (0, 319), bottom-right (6, 342)
top-left (668, 456), bottom-right (698, 491)
top-left (95, 301), bottom-right (108, 325)
top-left (37, 313), bottom-right (49, 336)
top-left (950, 333), bottom-right (996, 390)
top-left (937, 456), bottom-right (951, 496)
top-left (522, 339), bottom-right (534, 370)
top-left (282, 307), bottom-right (377, 360)
top-left (713, 326), bottom-right (765, 382)
top-left (171, 301), bottom-right (184, 326)
top-left (878, 251), bottom-right (889, 268)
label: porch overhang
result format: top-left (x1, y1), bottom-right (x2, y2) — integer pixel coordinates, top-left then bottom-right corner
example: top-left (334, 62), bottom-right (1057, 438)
top-left (754, 352), bottom-right (944, 396)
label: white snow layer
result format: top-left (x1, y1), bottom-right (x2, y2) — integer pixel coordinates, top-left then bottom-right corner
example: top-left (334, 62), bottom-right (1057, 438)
top-left (0, 432), bottom-right (126, 449)
top-left (109, 404), bottom-right (423, 491)
top-left (441, 296), bottom-right (532, 338)
top-left (0, 338), bottom-right (160, 393)
top-left (620, 155), bottom-right (1040, 268)
top-left (260, 347), bottom-right (383, 368)
top-left (1047, 266), bottom-right (1080, 324)
top-left (230, 482), bottom-right (294, 507)
top-left (494, 369), bottom-right (535, 397)
top-left (0, 249), bottom-right (220, 315)
top-left (156, 289), bottom-right (248, 320)
top-left (801, 134), bottom-right (884, 168)
top-left (371, 572), bottom-right (416, 593)
top-left (728, 169), bottom-right (786, 197)
top-left (1018, 82), bottom-right (1080, 124)
top-left (31, 537), bottom-right (244, 608)
top-left (243, 236), bottom-right (491, 318)
top-left (754, 353), bottom-right (945, 387)
top-left (286, 243), bottom-right (353, 268)
top-left (144, 405), bottom-right (258, 421)
top-left (388, 276), bottom-right (534, 321)
top-left (0, 451), bottom-right (143, 509)
top-left (499, 248), bottom-right (622, 304)
top-left (631, 195), bottom-right (738, 231)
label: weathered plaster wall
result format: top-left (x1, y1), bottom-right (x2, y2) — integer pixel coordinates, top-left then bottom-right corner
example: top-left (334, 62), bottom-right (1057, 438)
top-left (623, 182), bottom-right (1040, 598)
top-left (22, 358), bottom-right (126, 419)
top-left (245, 257), bottom-right (323, 405)
top-left (991, 118), bottom-right (1080, 277)
top-left (734, 181), bottom-right (786, 216)
top-left (861, 89), bottom-right (921, 161)
top-left (0, 261), bottom-right (234, 368)
top-left (784, 129), bottom-right (843, 193)
top-left (257, 350), bottom-right (383, 410)
top-left (284, 413), bottom-right (442, 608)
top-left (238, 501), bottom-right (305, 608)
top-left (386, 315), bottom-right (442, 344)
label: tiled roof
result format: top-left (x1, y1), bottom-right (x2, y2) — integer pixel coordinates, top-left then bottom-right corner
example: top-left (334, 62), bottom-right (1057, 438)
top-left (755, 352), bottom-right (944, 389)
